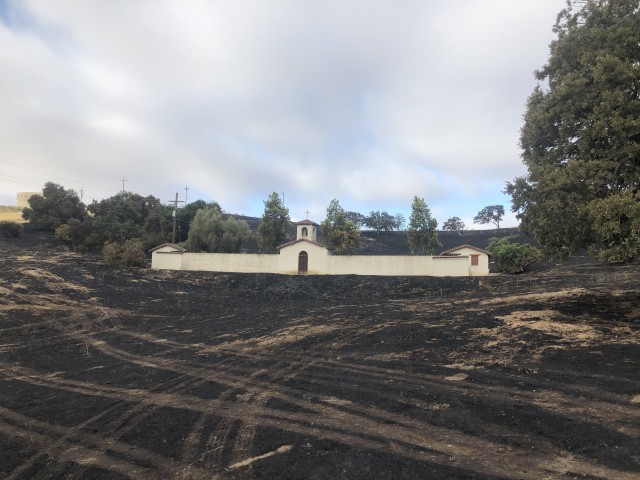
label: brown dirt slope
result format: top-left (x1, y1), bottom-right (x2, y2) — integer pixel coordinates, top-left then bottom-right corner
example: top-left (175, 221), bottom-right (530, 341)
top-left (0, 231), bottom-right (639, 479)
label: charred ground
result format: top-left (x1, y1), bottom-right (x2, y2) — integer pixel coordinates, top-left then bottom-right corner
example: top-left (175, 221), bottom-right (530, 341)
top-left (0, 231), bottom-right (639, 479)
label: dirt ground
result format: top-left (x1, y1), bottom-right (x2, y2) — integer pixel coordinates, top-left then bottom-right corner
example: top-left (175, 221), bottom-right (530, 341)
top-left (0, 232), bottom-right (639, 479)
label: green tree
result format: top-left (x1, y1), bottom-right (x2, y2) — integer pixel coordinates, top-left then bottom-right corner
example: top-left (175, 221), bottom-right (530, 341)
top-left (257, 192), bottom-right (290, 252)
top-left (321, 199), bottom-right (361, 254)
top-left (185, 207), bottom-right (250, 253)
top-left (487, 239), bottom-right (542, 274)
top-left (364, 210), bottom-right (397, 234)
top-left (346, 211), bottom-right (367, 227)
top-left (505, 0), bottom-right (640, 260)
top-left (394, 213), bottom-right (406, 231)
top-left (473, 205), bottom-right (504, 228)
top-left (22, 182), bottom-right (86, 231)
top-left (173, 200), bottom-right (221, 243)
top-left (443, 216), bottom-right (465, 232)
top-left (56, 192), bottom-right (170, 252)
top-left (407, 196), bottom-right (441, 254)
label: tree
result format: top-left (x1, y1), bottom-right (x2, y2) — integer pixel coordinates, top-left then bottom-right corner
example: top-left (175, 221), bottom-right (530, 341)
top-left (185, 207), bottom-right (250, 253)
top-left (407, 196), bottom-right (441, 254)
top-left (505, 0), bottom-right (640, 260)
top-left (321, 199), bottom-right (361, 254)
top-left (394, 213), bottom-right (406, 231)
top-left (487, 239), bottom-right (542, 274)
top-left (474, 205), bottom-right (504, 228)
top-left (443, 216), bottom-right (465, 232)
top-left (56, 191), bottom-right (170, 252)
top-left (346, 211), bottom-right (367, 228)
top-left (364, 210), bottom-right (397, 234)
top-left (173, 200), bottom-right (221, 243)
top-left (257, 192), bottom-right (290, 252)
top-left (22, 182), bottom-right (86, 231)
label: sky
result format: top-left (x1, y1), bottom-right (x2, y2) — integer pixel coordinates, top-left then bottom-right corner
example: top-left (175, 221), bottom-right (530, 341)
top-left (0, 0), bottom-right (564, 228)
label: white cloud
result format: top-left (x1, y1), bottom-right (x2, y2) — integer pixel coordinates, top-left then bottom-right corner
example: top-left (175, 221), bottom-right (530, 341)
top-left (0, 0), bottom-right (563, 227)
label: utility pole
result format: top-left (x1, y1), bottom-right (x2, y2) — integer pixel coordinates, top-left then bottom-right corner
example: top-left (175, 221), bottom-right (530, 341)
top-left (168, 192), bottom-right (184, 243)
top-left (184, 185), bottom-right (189, 206)
top-left (121, 177), bottom-right (127, 193)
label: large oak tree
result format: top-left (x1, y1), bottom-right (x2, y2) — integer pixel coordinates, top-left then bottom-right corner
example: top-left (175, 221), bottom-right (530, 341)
top-left (506, 0), bottom-right (640, 261)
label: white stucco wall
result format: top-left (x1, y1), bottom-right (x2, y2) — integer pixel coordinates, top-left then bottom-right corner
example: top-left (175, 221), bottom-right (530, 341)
top-left (181, 252), bottom-right (279, 273)
top-left (151, 245), bottom-right (185, 270)
top-left (150, 241), bottom-right (490, 276)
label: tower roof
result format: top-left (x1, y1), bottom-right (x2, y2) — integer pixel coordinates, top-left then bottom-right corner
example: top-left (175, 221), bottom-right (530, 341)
top-left (295, 219), bottom-right (319, 226)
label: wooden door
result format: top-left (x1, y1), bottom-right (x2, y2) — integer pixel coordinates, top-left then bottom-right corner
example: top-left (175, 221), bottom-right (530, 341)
top-left (298, 251), bottom-right (308, 274)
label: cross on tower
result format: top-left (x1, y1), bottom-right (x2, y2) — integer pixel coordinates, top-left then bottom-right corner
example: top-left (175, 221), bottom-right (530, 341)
top-left (305, 210), bottom-right (310, 219)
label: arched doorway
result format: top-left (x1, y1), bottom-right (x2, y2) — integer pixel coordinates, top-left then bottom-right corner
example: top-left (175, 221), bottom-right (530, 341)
top-left (298, 251), bottom-right (308, 274)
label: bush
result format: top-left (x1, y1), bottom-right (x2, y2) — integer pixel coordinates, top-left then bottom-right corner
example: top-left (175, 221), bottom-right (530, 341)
top-left (0, 221), bottom-right (23, 238)
top-left (487, 239), bottom-right (542, 274)
top-left (102, 239), bottom-right (147, 268)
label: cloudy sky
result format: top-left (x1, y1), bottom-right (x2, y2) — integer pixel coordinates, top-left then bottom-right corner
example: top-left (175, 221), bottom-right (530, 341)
top-left (0, 0), bottom-right (563, 227)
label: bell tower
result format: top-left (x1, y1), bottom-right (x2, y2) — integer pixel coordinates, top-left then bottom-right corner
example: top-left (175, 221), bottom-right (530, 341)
top-left (296, 219), bottom-right (318, 241)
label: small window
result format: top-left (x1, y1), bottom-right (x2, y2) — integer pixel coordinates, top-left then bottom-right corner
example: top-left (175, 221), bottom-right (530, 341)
top-left (301, 227), bottom-right (308, 237)
top-left (471, 254), bottom-right (479, 266)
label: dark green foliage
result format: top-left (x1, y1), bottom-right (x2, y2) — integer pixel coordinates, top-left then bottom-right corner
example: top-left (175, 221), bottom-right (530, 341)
top-left (55, 192), bottom-right (170, 252)
top-left (102, 239), bottom-right (147, 267)
top-left (407, 196), bottom-right (441, 254)
top-left (173, 200), bottom-right (220, 243)
top-left (185, 207), bottom-right (251, 253)
top-left (257, 192), bottom-right (290, 252)
top-left (442, 216), bottom-right (465, 232)
top-left (22, 182), bottom-right (86, 231)
top-left (0, 221), bottom-right (23, 238)
top-left (321, 199), bottom-right (361, 255)
top-left (346, 211), bottom-right (367, 227)
top-left (364, 211), bottom-right (403, 233)
top-left (506, 0), bottom-right (640, 261)
top-left (487, 239), bottom-right (542, 274)
top-left (587, 191), bottom-right (640, 262)
top-left (473, 206), bottom-right (504, 228)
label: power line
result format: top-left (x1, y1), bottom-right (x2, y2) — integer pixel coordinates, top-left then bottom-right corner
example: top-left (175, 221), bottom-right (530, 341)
top-left (0, 160), bottom-right (119, 193)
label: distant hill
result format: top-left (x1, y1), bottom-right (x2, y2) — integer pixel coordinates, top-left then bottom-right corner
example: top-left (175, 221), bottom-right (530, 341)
top-left (358, 228), bottom-right (536, 256)
top-left (235, 214), bottom-right (534, 255)
top-left (0, 206), bottom-right (24, 223)
top-left (234, 216), bottom-right (595, 268)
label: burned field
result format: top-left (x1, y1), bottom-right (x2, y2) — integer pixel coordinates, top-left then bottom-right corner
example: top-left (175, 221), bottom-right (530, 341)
top-left (0, 237), bottom-right (639, 479)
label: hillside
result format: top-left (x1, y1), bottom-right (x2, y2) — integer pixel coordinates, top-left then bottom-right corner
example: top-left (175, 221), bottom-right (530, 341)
top-left (0, 230), bottom-right (638, 479)
top-left (0, 205), bottom-right (24, 223)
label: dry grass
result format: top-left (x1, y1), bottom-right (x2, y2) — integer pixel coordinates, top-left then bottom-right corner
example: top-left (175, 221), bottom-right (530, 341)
top-left (0, 206), bottom-right (25, 223)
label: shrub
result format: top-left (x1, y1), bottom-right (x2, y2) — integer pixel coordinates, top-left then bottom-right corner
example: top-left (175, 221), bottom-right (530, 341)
top-left (102, 239), bottom-right (147, 268)
top-left (0, 221), bottom-right (23, 238)
top-left (487, 239), bottom-right (542, 274)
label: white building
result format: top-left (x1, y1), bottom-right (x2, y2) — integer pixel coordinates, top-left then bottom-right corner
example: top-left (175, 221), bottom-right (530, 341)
top-left (151, 220), bottom-right (491, 276)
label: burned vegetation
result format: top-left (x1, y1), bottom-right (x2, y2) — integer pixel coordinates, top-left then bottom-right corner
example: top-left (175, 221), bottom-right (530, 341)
top-left (0, 230), bottom-right (639, 479)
